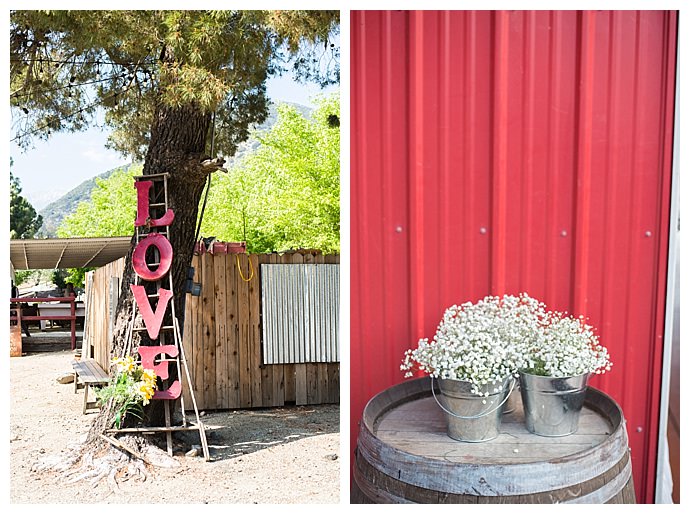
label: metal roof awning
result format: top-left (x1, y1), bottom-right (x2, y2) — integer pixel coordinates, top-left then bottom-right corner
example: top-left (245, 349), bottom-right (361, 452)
top-left (10, 236), bottom-right (132, 270)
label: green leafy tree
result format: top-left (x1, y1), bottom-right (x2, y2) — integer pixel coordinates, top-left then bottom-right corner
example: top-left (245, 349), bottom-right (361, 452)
top-left (57, 164), bottom-right (139, 238)
top-left (10, 171), bottom-right (43, 239)
top-left (201, 94), bottom-right (340, 253)
top-left (11, 10), bottom-right (338, 457)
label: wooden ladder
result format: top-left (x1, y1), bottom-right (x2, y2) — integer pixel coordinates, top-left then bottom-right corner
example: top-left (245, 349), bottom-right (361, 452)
top-left (109, 172), bottom-right (210, 461)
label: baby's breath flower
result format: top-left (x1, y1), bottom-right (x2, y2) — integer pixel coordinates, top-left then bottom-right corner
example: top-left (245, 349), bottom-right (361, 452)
top-left (401, 293), bottom-right (612, 393)
top-left (523, 311), bottom-right (612, 377)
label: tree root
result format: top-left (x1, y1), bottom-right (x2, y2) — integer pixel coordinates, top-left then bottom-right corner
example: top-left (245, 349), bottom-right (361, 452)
top-left (30, 434), bottom-right (177, 490)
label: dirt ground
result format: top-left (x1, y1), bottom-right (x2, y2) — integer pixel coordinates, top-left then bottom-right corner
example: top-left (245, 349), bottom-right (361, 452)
top-left (9, 348), bottom-right (341, 504)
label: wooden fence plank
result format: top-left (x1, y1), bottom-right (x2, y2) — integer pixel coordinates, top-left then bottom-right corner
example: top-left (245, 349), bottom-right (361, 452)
top-left (284, 364), bottom-right (296, 404)
top-left (237, 253), bottom-right (252, 408)
top-left (248, 253), bottom-right (262, 406)
top-left (214, 251), bottom-right (228, 409)
top-left (181, 281), bottom-right (193, 409)
top-left (226, 253), bottom-right (240, 408)
top-left (201, 252), bottom-right (217, 409)
top-left (192, 256), bottom-right (205, 410)
top-left (328, 363), bottom-right (340, 404)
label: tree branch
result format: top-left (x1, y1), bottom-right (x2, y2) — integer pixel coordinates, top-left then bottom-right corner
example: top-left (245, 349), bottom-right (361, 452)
top-left (200, 157), bottom-right (227, 172)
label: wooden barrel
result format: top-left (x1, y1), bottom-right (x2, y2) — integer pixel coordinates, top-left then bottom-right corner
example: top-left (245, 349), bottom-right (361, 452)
top-left (352, 377), bottom-right (635, 504)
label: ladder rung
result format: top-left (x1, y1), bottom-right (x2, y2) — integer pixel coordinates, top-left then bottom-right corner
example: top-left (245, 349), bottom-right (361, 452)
top-left (133, 325), bottom-right (175, 332)
top-left (136, 231), bottom-right (170, 240)
top-left (133, 173), bottom-right (170, 180)
top-left (149, 203), bottom-right (167, 208)
top-left (132, 261), bottom-right (162, 267)
top-left (133, 358), bottom-right (179, 363)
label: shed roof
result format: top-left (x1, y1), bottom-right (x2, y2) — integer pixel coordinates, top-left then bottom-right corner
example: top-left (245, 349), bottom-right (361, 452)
top-left (10, 237), bottom-right (132, 270)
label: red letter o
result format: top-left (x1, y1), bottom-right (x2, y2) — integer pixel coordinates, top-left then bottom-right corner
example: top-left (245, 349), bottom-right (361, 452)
top-left (133, 233), bottom-right (173, 281)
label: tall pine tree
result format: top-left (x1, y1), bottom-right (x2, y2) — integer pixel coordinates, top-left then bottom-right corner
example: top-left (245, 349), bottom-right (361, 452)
top-left (10, 171), bottom-right (43, 239)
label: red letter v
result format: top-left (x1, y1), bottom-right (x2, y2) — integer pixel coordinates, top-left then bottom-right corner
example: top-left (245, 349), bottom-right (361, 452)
top-left (130, 284), bottom-right (173, 340)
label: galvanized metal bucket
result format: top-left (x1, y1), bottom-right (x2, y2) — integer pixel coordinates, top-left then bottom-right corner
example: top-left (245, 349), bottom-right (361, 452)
top-left (432, 376), bottom-right (514, 442)
top-left (519, 372), bottom-right (590, 437)
top-left (503, 382), bottom-right (520, 414)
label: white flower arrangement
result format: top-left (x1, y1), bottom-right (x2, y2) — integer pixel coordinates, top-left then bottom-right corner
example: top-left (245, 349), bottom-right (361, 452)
top-left (400, 293), bottom-right (544, 396)
top-left (521, 310), bottom-right (612, 378)
top-left (401, 293), bottom-right (612, 395)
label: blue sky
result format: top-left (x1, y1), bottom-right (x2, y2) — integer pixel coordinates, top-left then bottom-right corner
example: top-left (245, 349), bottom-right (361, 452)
top-left (10, 75), bottom-right (337, 210)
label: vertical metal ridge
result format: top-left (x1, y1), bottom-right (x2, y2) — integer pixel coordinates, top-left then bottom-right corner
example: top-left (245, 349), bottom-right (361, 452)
top-left (618, 10), bottom-right (643, 412)
top-left (441, 10), bottom-right (451, 301)
top-left (464, 12), bottom-right (475, 294)
top-left (546, 10), bottom-right (562, 306)
top-left (600, 11), bottom-right (621, 403)
top-left (382, 10), bottom-right (395, 374)
top-left (521, 11), bottom-right (536, 293)
top-left (410, 11), bottom-right (426, 339)
top-left (491, 11), bottom-right (509, 296)
top-left (544, 10), bottom-right (555, 305)
top-left (572, 10), bottom-right (596, 316)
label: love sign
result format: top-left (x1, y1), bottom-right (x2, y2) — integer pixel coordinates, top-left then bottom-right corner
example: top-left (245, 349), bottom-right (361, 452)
top-left (131, 179), bottom-right (180, 400)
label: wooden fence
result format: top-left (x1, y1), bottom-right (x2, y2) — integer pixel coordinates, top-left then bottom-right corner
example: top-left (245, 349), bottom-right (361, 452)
top-left (84, 257), bottom-right (125, 367)
top-left (84, 252), bottom-right (340, 410)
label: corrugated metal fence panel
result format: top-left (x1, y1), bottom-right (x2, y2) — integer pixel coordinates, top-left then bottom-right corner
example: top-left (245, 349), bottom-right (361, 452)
top-left (351, 10), bottom-right (677, 504)
top-left (261, 264), bottom-right (340, 364)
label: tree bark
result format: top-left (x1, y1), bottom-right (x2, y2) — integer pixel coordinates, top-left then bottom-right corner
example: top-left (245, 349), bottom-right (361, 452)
top-left (86, 102), bottom-right (212, 444)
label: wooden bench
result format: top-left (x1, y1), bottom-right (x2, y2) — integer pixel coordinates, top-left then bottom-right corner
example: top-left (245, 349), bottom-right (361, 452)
top-left (71, 358), bottom-right (110, 414)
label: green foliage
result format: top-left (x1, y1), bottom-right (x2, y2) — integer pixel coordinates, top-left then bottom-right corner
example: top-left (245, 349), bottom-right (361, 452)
top-left (56, 164), bottom-right (140, 238)
top-left (11, 10), bottom-right (339, 159)
top-left (57, 98), bottom-right (340, 255)
top-left (12, 269), bottom-right (53, 288)
top-left (13, 270), bottom-right (33, 287)
top-left (10, 172), bottom-right (43, 239)
top-left (200, 95), bottom-right (340, 253)
top-left (64, 267), bottom-right (93, 290)
top-left (51, 269), bottom-right (67, 290)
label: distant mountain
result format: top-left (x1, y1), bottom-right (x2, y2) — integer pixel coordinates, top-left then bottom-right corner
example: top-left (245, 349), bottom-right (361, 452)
top-left (37, 164), bottom-right (133, 237)
top-left (37, 101), bottom-right (312, 237)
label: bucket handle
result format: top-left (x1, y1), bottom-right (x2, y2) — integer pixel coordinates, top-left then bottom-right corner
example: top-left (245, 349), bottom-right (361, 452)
top-left (431, 376), bottom-right (516, 420)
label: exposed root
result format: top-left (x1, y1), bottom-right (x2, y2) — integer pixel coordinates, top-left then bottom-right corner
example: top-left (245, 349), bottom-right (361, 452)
top-left (30, 434), bottom-right (177, 490)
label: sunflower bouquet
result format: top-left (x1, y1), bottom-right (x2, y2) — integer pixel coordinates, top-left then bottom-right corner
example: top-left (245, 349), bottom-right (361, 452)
top-left (96, 355), bottom-right (157, 429)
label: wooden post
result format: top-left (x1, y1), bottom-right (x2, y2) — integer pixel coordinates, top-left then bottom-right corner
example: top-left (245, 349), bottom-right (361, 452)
top-left (70, 293), bottom-right (76, 350)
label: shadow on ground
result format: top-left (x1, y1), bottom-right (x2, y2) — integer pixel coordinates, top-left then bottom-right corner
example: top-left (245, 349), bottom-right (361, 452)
top-left (171, 404), bottom-right (340, 462)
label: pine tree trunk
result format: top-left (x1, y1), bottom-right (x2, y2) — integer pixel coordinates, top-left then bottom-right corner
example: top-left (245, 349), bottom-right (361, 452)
top-left (86, 102), bottom-right (212, 444)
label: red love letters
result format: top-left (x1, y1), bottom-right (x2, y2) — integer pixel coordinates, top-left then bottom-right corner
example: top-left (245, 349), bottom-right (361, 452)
top-left (132, 233), bottom-right (173, 281)
top-left (137, 345), bottom-right (181, 400)
top-left (134, 180), bottom-right (175, 227)
top-left (130, 285), bottom-right (173, 340)
top-left (132, 179), bottom-right (179, 400)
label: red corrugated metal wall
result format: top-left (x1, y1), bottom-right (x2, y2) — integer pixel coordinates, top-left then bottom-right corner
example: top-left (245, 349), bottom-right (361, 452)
top-left (351, 10), bottom-right (677, 504)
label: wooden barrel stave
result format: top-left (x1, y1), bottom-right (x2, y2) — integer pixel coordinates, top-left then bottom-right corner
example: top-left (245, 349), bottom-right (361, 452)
top-left (352, 378), bottom-right (636, 504)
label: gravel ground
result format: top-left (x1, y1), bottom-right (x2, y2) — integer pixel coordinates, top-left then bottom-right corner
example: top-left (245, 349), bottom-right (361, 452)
top-left (9, 349), bottom-right (341, 504)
